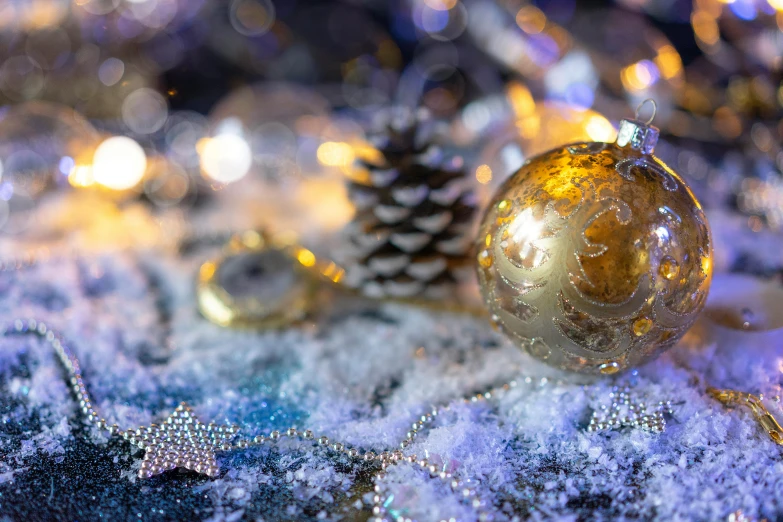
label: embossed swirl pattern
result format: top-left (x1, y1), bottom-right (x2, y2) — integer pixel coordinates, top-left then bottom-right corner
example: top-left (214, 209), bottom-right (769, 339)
top-left (476, 143), bottom-right (712, 374)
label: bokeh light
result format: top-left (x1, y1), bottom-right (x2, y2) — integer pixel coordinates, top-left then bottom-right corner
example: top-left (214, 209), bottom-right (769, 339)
top-left (621, 60), bottom-right (661, 92)
top-left (475, 164), bottom-right (493, 184)
top-left (165, 111), bottom-right (208, 169)
top-left (654, 45), bottom-right (683, 81)
top-left (198, 134), bottom-right (252, 184)
top-left (0, 100), bottom-right (99, 230)
top-left (0, 0), bottom-right (70, 31)
top-left (76, 0), bottom-right (121, 17)
top-left (584, 114), bottom-right (616, 142)
top-left (92, 136), bottom-right (147, 190)
top-left (515, 5), bottom-right (547, 34)
top-left (122, 88), bottom-right (169, 135)
top-left (317, 142), bottom-right (355, 168)
top-left (98, 58), bottom-right (125, 87)
top-left (0, 0), bottom-right (776, 251)
top-left (143, 157), bottom-right (193, 207)
top-left (68, 163), bottom-right (95, 188)
top-left (0, 56), bottom-right (45, 101)
top-left (229, 0), bottom-right (275, 36)
top-left (413, 1), bottom-right (469, 41)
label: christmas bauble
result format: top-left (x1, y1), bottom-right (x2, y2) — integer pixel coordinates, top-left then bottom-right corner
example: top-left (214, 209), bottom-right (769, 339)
top-left (197, 232), bottom-right (317, 329)
top-left (475, 109), bottom-right (712, 374)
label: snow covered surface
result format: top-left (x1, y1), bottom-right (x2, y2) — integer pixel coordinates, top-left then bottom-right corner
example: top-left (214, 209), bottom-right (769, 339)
top-left (0, 207), bottom-right (782, 521)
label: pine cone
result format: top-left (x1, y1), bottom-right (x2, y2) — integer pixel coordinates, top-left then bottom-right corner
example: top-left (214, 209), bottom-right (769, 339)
top-left (341, 107), bottom-right (476, 300)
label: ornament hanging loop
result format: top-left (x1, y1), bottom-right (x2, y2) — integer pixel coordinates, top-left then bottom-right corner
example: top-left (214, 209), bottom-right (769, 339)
top-left (634, 98), bottom-right (657, 126)
top-left (617, 99), bottom-right (660, 154)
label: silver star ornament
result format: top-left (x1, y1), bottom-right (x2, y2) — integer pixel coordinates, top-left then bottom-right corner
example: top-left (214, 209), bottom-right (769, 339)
top-left (122, 402), bottom-right (239, 478)
top-left (587, 387), bottom-right (673, 433)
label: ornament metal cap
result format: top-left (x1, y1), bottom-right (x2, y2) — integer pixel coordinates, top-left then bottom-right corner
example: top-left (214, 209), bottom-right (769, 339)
top-left (616, 99), bottom-right (659, 154)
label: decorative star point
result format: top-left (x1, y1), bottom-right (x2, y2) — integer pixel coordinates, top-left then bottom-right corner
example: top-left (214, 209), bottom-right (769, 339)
top-left (587, 388), bottom-right (673, 434)
top-left (123, 402), bottom-right (239, 479)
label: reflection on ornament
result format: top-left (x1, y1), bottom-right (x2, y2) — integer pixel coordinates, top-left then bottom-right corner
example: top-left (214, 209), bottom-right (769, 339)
top-left (659, 255), bottom-right (679, 280)
top-left (475, 101), bottom-right (713, 374)
top-left (472, 98), bottom-right (617, 205)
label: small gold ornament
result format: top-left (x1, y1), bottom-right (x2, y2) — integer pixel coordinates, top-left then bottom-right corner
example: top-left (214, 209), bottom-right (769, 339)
top-left (475, 100), bottom-right (713, 374)
top-left (196, 231), bottom-right (320, 329)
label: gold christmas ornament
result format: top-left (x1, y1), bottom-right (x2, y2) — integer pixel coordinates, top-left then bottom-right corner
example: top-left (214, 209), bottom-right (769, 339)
top-left (196, 231), bottom-right (319, 329)
top-left (475, 100), bottom-right (713, 374)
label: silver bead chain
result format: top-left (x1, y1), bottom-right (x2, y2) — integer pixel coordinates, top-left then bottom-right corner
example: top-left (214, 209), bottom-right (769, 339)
top-left (0, 255), bottom-right (506, 520)
top-left (3, 318), bottom-right (672, 522)
top-left (367, 377), bottom-right (562, 522)
top-left (2, 319), bottom-right (109, 429)
top-left (4, 318), bottom-right (561, 521)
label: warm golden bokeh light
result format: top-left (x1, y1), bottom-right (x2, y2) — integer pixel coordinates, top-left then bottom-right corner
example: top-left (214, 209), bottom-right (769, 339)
top-left (621, 61), bottom-right (659, 92)
top-left (351, 141), bottom-right (384, 165)
top-left (295, 248), bottom-right (316, 268)
top-left (517, 114), bottom-right (541, 139)
top-left (507, 82), bottom-right (536, 119)
top-left (476, 164), bottom-right (493, 184)
top-left (93, 136), bottom-right (147, 191)
top-left (692, 10), bottom-right (720, 47)
top-left (317, 141), bottom-right (355, 167)
top-left (68, 164), bottom-right (95, 188)
top-left (713, 106), bottom-right (743, 139)
top-left (2, 0), bottom-right (69, 30)
top-left (585, 115), bottom-right (616, 143)
top-left (375, 39), bottom-right (403, 69)
top-left (515, 6), bottom-right (547, 34)
top-left (654, 45), bottom-right (683, 81)
top-left (199, 134), bottom-right (253, 183)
